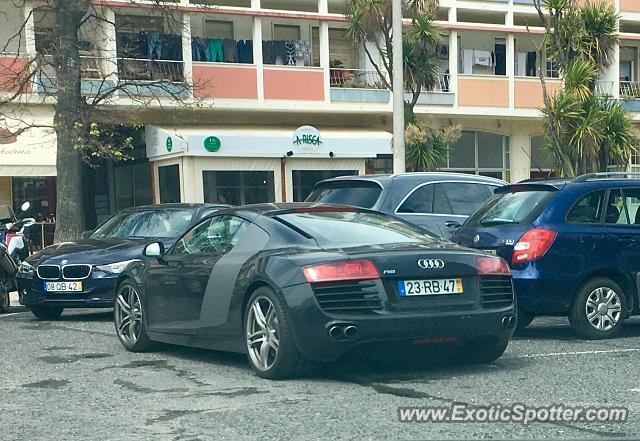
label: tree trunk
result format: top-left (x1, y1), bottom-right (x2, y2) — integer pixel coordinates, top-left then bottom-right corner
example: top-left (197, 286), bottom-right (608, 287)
top-left (52, 0), bottom-right (89, 243)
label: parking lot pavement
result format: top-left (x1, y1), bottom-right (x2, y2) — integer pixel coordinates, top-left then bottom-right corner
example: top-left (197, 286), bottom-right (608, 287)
top-left (1, 308), bottom-right (639, 441)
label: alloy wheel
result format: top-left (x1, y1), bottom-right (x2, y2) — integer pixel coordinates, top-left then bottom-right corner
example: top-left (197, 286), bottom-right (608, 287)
top-left (585, 287), bottom-right (622, 332)
top-left (114, 284), bottom-right (143, 345)
top-left (246, 296), bottom-right (280, 371)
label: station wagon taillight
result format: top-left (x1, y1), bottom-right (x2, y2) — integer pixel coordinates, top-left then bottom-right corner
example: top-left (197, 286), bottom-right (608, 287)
top-left (476, 256), bottom-right (512, 276)
top-left (512, 228), bottom-right (557, 265)
top-left (303, 260), bottom-right (379, 283)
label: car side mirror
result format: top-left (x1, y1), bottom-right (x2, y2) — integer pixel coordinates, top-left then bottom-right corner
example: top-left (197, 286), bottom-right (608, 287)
top-left (143, 241), bottom-right (165, 258)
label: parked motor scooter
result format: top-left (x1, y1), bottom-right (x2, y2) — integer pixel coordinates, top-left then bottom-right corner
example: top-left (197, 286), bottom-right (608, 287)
top-left (0, 202), bottom-right (36, 312)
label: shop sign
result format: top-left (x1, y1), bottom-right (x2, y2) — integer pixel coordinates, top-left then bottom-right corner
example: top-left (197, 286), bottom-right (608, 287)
top-left (204, 136), bottom-right (221, 152)
top-left (166, 136), bottom-right (173, 152)
top-left (292, 126), bottom-right (322, 152)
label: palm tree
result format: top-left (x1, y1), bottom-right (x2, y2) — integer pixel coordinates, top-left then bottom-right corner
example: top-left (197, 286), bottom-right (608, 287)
top-left (536, 0), bottom-right (637, 176)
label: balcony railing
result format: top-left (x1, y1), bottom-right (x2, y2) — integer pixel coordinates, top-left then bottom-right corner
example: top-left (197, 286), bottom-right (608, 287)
top-left (594, 80), bottom-right (615, 97)
top-left (329, 69), bottom-right (386, 89)
top-left (37, 54), bottom-right (107, 80)
top-left (620, 81), bottom-right (640, 99)
top-left (117, 58), bottom-right (184, 83)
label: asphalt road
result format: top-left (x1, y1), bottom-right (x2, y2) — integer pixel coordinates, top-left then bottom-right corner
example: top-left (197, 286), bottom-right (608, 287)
top-left (1, 302), bottom-right (639, 441)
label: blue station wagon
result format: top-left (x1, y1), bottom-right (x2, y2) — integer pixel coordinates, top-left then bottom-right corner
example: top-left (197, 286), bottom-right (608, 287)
top-left (456, 173), bottom-right (640, 339)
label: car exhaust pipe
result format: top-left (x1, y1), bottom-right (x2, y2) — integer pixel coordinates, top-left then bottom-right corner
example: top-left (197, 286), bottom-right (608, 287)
top-left (328, 325), bottom-right (344, 339)
top-left (344, 325), bottom-right (359, 339)
top-left (502, 315), bottom-right (516, 329)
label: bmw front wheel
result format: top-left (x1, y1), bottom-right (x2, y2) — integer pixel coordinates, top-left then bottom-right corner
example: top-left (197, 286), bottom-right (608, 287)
top-left (244, 287), bottom-right (313, 379)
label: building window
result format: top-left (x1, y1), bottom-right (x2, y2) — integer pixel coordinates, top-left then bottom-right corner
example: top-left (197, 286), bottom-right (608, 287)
top-left (438, 130), bottom-right (509, 180)
top-left (203, 171), bottom-right (275, 205)
top-left (158, 164), bottom-right (181, 203)
top-left (273, 24), bottom-right (301, 41)
top-left (204, 20), bottom-right (234, 40)
top-left (114, 162), bottom-right (152, 211)
top-left (12, 177), bottom-right (56, 221)
top-left (530, 135), bottom-right (557, 179)
top-left (546, 59), bottom-right (559, 78)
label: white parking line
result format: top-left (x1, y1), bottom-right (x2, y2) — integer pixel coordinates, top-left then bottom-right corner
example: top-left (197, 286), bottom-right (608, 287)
top-left (511, 348), bottom-right (640, 359)
top-left (0, 312), bottom-right (24, 318)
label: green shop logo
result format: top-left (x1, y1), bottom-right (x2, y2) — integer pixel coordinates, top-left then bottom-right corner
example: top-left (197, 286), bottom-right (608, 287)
top-left (204, 136), bottom-right (221, 152)
top-left (292, 126), bottom-right (322, 151)
top-left (166, 137), bottom-right (173, 152)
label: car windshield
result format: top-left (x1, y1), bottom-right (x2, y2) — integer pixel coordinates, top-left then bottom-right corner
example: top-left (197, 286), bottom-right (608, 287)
top-left (305, 181), bottom-right (382, 209)
top-left (277, 210), bottom-right (437, 246)
top-left (465, 190), bottom-right (554, 226)
top-left (90, 209), bottom-right (194, 239)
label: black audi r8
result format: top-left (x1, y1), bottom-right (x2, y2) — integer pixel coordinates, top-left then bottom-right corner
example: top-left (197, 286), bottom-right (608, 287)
top-left (18, 203), bottom-right (227, 320)
top-left (114, 204), bottom-right (516, 379)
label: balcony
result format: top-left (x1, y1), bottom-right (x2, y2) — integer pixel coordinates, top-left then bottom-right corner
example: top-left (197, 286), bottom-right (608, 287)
top-left (458, 75), bottom-right (509, 107)
top-left (34, 55), bottom-right (115, 95)
top-left (116, 58), bottom-right (187, 97)
top-left (264, 66), bottom-right (324, 101)
top-left (620, 0), bottom-right (640, 13)
top-left (329, 69), bottom-right (390, 103)
top-left (514, 77), bottom-right (562, 109)
top-left (193, 63), bottom-right (258, 99)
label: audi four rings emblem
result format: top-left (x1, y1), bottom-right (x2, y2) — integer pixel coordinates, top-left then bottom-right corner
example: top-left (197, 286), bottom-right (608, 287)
top-left (417, 259), bottom-right (445, 269)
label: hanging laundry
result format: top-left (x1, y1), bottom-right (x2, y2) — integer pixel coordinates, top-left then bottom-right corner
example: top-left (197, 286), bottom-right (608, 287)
top-left (284, 41), bottom-right (296, 65)
top-left (272, 41), bottom-right (286, 65)
top-left (192, 37), bottom-right (209, 62)
top-left (293, 41), bottom-right (311, 66)
top-left (208, 39), bottom-right (224, 62)
top-left (473, 50), bottom-right (493, 67)
top-left (462, 49), bottom-right (473, 74)
top-left (516, 52), bottom-right (526, 76)
top-left (222, 39), bottom-right (237, 62)
top-left (148, 32), bottom-right (162, 60)
top-left (262, 41), bottom-right (276, 64)
top-left (237, 40), bottom-right (253, 63)
top-left (526, 51), bottom-right (537, 76)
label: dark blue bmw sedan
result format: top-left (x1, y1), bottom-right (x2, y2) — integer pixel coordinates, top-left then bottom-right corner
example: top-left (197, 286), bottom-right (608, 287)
top-left (17, 203), bottom-right (227, 320)
top-left (456, 173), bottom-right (640, 339)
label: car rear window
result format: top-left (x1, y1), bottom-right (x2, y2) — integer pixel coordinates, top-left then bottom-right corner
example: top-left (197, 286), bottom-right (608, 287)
top-left (465, 191), bottom-right (554, 227)
top-left (277, 211), bottom-right (436, 246)
top-left (305, 181), bottom-right (382, 209)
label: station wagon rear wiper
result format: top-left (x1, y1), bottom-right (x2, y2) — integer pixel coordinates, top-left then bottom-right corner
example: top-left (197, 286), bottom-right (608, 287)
top-left (479, 219), bottom-right (516, 226)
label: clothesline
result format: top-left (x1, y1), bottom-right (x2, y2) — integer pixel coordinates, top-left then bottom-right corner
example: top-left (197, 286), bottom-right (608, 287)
top-left (191, 38), bottom-right (312, 66)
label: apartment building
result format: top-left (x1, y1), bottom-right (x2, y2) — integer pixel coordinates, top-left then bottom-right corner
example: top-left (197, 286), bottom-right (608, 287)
top-left (0, 0), bottom-right (638, 235)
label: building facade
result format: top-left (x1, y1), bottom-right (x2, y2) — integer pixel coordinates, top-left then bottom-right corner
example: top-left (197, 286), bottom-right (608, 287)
top-left (0, 0), bottom-right (638, 236)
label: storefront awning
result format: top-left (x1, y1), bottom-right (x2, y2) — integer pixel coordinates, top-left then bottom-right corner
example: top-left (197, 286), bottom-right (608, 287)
top-left (145, 125), bottom-right (393, 160)
top-left (0, 121), bottom-right (57, 177)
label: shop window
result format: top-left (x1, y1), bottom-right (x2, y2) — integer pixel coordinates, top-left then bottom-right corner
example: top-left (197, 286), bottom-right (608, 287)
top-left (292, 170), bottom-right (358, 202)
top-left (114, 162), bottom-right (152, 211)
top-left (203, 171), bottom-right (275, 205)
top-left (12, 177), bottom-right (56, 222)
top-left (440, 131), bottom-right (509, 180)
top-left (158, 164), bottom-right (181, 203)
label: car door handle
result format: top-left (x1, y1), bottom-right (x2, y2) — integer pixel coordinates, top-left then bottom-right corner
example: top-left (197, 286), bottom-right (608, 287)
top-left (445, 221), bottom-right (462, 229)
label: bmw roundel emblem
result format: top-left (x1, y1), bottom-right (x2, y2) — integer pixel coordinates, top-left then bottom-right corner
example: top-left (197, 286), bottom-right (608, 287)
top-left (417, 259), bottom-right (445, 269)
top-left (473, 234), bottom-right (480, 244)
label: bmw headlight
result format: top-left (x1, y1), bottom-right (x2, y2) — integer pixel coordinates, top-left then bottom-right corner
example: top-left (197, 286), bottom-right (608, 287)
top-left (18, 261), bottom-right (35, 279)
top-left (95, 260), bottom-right (137, 275)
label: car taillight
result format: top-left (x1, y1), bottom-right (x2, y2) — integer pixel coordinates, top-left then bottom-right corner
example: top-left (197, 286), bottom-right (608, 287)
top-left (303, 260), bottom-right (379, 283)
top-left (512, 228), bottom-right (557, 265)
top-left (476, 256), bottom-right (512, 276)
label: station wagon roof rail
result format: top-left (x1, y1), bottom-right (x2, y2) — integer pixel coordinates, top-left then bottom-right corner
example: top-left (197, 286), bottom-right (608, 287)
top-left (572, 172), bottom-right (640, 182)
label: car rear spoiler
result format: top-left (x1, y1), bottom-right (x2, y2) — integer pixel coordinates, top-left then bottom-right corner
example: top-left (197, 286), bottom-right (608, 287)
top-left (495, 183), bottom-right (564, 194)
